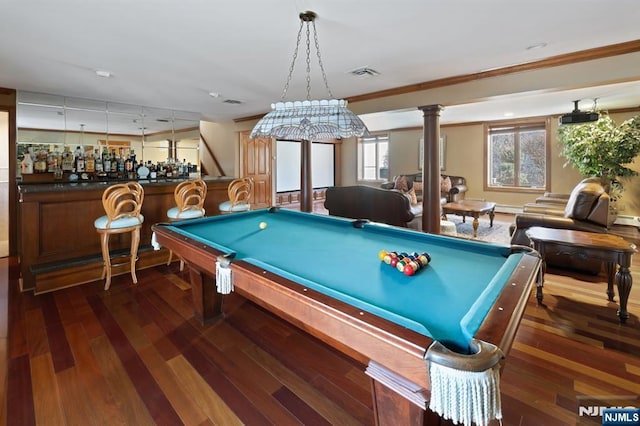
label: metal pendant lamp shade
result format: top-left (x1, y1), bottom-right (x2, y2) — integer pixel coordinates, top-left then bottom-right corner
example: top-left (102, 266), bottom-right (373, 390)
top-left (250, 11), bottom-right (369, 142)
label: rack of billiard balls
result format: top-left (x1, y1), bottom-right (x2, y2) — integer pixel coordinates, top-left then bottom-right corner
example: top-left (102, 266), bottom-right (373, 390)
top-left (379, 250), bottom-right (431, 276)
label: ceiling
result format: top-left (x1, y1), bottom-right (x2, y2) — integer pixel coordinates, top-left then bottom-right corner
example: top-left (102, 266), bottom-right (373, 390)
top-left (2, 0), bottom-right (640, 132)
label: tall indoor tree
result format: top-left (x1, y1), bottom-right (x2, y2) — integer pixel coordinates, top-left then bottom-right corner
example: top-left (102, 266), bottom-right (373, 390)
top-left (558, 113), bottom-right (640, 202)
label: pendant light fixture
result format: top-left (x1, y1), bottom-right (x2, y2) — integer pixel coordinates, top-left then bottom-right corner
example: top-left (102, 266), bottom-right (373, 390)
top-left (250, 11), bottom-right (369, 141)
top-left (250, 11), bottom-right (369, 211)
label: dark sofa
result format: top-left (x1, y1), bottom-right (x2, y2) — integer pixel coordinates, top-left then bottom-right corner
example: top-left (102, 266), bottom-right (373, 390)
top-left (324, 185), bottom-right (422, 229)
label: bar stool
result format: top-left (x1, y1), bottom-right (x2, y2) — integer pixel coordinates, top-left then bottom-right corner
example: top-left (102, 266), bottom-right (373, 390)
top-left (94, 182), bottom-right (144, 290)
top-left (218, 177), bottom-right (253, 214)
top-left (166, 179), bottom-right (207, 270)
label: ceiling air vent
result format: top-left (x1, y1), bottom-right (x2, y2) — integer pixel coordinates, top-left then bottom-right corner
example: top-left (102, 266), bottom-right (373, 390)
top-left (348, 66), bottom-right (381, 77)
top-left (223, 99), bottom-right (243, 105)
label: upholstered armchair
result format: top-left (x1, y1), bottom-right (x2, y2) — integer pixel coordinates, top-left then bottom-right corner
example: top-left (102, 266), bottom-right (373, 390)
top-left (440, 175), bottom-right (467, 202)
top-left (510, 178), bottom-right (610, 273)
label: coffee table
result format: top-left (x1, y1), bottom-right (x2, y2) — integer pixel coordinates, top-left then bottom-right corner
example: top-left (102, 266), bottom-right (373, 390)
top-left (525, 226), bottom-right (636, 323)
top-left (441, 200), bottom-right (496, 238)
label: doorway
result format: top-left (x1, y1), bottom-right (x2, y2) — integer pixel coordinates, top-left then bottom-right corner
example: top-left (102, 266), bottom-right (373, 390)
top-left (240, 131), bottom-right (272, 209)
top-left (0, 110), bottom-right (8, 257)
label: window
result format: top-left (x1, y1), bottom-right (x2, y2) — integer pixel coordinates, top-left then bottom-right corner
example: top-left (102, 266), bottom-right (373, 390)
top-left (276, 140), bottom-right (335, 192)
top-left (485, 120), bottom-right (549, 191)
top-left (357, 134), bottom-right (389, 181)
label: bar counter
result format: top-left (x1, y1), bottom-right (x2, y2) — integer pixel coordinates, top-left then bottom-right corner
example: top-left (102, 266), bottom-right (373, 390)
top-left (18, 176), bottom-right (234, 293)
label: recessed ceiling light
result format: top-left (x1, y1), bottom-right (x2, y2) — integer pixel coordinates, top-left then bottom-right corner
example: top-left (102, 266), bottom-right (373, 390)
top-left (95, 70), bottom-right (112, 78)
top-left (209, 92), bottom-right (220, 98)
top-left (526, 42), bottom-right (547, 51)
top-left (503, 112), bottom-right (515, 117)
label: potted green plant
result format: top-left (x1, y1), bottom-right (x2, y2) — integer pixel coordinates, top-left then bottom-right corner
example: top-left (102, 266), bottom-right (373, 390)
top-left (558, 113), bottom-right (640, 203)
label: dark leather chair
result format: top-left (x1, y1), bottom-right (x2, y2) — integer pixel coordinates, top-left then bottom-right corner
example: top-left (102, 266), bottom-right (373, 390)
top-left (510, 178), bottom-right (610, 273)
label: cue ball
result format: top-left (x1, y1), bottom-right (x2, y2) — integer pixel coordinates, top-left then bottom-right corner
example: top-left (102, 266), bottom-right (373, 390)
top-left (259, 221), bottom-right (267, 230)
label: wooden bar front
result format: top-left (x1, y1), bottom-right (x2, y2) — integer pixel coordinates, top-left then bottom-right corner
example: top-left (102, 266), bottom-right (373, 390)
top-left (17, 177), bottom-right (233, 293)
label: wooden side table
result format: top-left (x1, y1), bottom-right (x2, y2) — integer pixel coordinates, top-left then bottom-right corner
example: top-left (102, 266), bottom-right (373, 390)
top-left (525, 226), bottom-right (636, 323)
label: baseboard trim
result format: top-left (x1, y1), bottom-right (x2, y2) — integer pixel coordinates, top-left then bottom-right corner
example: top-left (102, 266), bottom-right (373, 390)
top-left (614, 215), bottom-right (640, 228)
top-left (495, 205), bottom-right (522, 215)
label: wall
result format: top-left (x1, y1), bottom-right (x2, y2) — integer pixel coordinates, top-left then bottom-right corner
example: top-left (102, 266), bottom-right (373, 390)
top-left (200, 120), bottom-right (241, 178)
top-left (201, 109), bottom-right (640, 218)
top-left (0, 112), bottom-right (7, 183)
top-left (334, 110), bottom-right (640, 216)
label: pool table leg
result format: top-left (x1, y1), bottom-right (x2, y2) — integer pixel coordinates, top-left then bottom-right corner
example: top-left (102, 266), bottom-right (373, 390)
top-left (189, 267), bottom-right (224, 325)
top-left (370, 380), bottom-right (428, 425)
top-left (367, 361), bottom-right (433, 425)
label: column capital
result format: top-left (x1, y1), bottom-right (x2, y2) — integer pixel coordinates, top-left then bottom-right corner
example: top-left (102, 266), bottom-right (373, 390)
top-left (418, 104), bottom-right (444, 115)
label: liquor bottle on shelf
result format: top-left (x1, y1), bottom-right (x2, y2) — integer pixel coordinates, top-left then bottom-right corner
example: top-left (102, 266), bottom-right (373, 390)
top-left (93, 149), bottom-right (102, 173)
top-left (117, 149), bottom-right (125, 178)
top-left (34, 149), bottom-right (48, 173)
top-left (85, 150), bottom-right (95, 174)
top-left (75, 149), bottom-right (85, 173)
top-left (103, 150), bottom-right (111, 173)
top-left (110, 150), bottom-right (118, 176)
top-left (61, 147), bottom-right (75, 172)
top-left (21, 147), bottom-right (34, 175)
top-left (47, 151), bottom-right (58, 173)
top-left (56, 150), bottom-right (63, 171)
top-left (124, 155), bottom-right (132, 174)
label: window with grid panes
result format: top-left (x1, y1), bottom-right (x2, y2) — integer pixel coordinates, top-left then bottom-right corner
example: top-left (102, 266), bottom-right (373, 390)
top-left (357, 134), bottom-right (389, 181)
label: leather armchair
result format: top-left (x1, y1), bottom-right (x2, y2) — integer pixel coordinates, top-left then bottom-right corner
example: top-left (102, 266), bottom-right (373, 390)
top-left (510, 178), bottom-right (610, 273)
top-left (442, 175), bottom-right (467, 202)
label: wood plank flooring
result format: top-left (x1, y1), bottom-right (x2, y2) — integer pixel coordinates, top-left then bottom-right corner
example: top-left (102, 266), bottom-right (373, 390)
top-left (1, 221), bottom-right (640, 425)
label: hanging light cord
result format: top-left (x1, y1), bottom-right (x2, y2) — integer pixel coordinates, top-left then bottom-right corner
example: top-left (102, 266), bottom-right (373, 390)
top-left (280, 11), bottom-right (333, 101)
top-left (310, 18), bottom-right (334, 99)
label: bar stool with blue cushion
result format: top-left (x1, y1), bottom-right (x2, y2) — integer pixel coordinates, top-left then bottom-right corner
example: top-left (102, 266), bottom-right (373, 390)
top-left (166, 179), bottom-right (207, 270)
top-left (218, 177), bottom-right (253, 214)
top-left (94, 182), bottom-right (144, 290)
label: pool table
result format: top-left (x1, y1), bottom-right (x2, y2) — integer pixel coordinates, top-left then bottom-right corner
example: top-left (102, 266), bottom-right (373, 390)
top-left (152, 208), bottom-right (540, 425)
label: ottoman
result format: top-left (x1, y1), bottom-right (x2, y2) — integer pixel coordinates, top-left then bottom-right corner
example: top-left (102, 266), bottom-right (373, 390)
top-left (440, 220), bottom-right (457, 236)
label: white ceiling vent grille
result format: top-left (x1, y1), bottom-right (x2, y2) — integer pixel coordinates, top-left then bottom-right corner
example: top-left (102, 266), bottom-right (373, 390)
top-left (348, 67), bottom-right (381, 77)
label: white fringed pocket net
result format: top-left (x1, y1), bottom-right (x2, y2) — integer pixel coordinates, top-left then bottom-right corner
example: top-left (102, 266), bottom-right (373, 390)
top-left (215, 256), bottom-right (233, 294)
top-left (425, 339), bottom-right (504, 426)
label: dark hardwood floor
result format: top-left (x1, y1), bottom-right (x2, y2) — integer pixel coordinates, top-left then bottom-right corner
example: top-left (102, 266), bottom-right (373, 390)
top-left (1, 216), bottom-right (639, 425)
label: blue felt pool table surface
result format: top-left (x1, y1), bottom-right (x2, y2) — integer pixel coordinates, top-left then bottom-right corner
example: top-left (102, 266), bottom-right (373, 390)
top-left (164, 208), bottom-right (523, 351)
